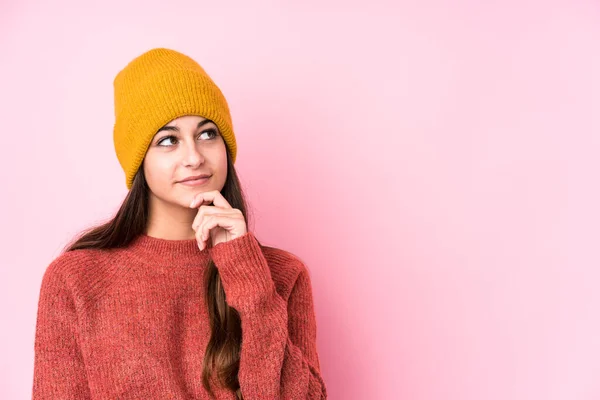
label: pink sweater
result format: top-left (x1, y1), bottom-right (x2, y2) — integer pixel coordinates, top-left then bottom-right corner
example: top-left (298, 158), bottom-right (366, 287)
top-left (32, 231), bottom-right (327, 399)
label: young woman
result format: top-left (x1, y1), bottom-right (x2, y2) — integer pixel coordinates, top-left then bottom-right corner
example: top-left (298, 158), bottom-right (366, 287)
top-left (32, 47), bottom-right (327, 399)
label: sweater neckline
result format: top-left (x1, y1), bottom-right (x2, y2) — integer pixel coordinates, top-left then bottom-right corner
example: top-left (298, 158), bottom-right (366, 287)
top-left (126, 233), bottom-right (211, 268)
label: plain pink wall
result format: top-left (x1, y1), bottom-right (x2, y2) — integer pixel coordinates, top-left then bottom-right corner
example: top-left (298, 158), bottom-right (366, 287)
top-left (1, 1), bottom-right (599, 399)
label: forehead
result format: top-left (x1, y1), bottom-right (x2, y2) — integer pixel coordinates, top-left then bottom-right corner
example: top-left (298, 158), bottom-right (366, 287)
top-left (165, 115), bottom-right (212, 126)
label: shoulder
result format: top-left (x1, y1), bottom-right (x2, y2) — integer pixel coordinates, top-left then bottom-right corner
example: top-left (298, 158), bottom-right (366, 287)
top-left (41, 249), bottom-right (99, 284)
top-left (259, 242), bottom-right (314, 300)
top-left (39, 248), bottom-right (117, 302)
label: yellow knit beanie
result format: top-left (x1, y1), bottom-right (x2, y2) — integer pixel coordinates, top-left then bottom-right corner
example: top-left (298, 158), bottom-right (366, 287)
top-left (112, 47), bottom-right (237, 189)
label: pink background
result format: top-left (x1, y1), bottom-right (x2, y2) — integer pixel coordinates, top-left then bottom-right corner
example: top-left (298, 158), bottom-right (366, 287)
top-left (1, 1), bottom-right (600, 399)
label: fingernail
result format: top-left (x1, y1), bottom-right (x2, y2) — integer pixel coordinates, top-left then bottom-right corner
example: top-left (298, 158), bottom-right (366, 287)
top-left (190, 198), bottom-right (196, 208)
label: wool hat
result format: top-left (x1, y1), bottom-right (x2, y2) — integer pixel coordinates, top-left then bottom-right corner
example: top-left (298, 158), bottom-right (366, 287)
top-left (112, 47), bottom-right (237, 189)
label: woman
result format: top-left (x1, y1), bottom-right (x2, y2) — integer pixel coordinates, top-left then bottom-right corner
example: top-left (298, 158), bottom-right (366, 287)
top-left (32, 47), bottom-right (327, 399)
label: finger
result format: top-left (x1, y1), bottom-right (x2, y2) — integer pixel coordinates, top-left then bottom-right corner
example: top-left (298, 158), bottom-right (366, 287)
top-left (198, 214), bottom-right (236, 243)
top-left (196, 225), bottom-right (210, 251)
top-left (196, 215), bottom-right (220, 250)
top-left (192, 205), bottom-right (234, 232)
top-left (190, 190), bottom-right (232, 209)
top-left (192, 206), bottom-right (243, 231)
top-left (189, 193), bottom-right (212, 208)
top-left (195, 214), bottom-right (219, 250)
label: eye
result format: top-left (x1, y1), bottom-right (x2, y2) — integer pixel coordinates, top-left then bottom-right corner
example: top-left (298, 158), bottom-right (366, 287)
top-left (157, 136), bottom-right (177, 146)
top-left (200, 128), bottom-right (218, 140)
top-left (157, 129), bottom-right (218, 147)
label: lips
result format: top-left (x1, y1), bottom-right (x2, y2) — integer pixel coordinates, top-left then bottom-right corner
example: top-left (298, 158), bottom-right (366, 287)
top-left (179, 174), bottom-right (211, 183)
top-left (177, 175), bottom-right (211, 187)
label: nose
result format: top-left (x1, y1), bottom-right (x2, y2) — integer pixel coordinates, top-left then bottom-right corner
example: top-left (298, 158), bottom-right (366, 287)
top-left (181, 138), bottom-right (205, 167)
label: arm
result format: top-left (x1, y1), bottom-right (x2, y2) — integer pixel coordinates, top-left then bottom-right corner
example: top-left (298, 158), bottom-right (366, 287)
top-left (210, 232), bottom-right (327, 399)
top-left (32, 257), bottom-right (91, 399)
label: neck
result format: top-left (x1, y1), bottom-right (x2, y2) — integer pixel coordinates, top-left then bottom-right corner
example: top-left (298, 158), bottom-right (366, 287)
top-left (126, 232), bottom-right (210, 268)
top-left (145, 193), bottom-right (199, 240)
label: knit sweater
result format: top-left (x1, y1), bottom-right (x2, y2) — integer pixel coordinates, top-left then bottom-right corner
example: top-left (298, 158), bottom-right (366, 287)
top-left (32, 231), bottom-right (327, 399)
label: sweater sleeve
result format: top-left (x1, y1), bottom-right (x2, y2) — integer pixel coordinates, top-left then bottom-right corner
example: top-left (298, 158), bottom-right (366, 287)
top-left (32, 256), bottom-right (91, 399)
top-left (209, 232), bottom-right (327, 399)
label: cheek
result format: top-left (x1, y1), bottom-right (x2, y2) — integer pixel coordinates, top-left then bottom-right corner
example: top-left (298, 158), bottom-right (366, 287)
top-left (142, 156), bottom-right (173, 187)
top-left (219, 155), bottom-right (228, 171)
top-left (218, 152), bottom-right (228, 180)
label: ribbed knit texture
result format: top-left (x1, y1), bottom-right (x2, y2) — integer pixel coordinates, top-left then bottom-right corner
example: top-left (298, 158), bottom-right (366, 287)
top-left (32, 232), bottom-right (327, 399)
top-left (113, 47), bottom-right (237, 189)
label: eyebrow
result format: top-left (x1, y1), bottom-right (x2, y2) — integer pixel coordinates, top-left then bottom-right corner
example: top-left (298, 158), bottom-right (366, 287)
top-left (156, 119), bottom-right (215, 134)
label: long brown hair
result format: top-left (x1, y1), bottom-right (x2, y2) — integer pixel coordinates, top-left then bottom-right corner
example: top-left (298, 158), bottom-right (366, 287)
top-left (62, 137), bottom-right (260, 399)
